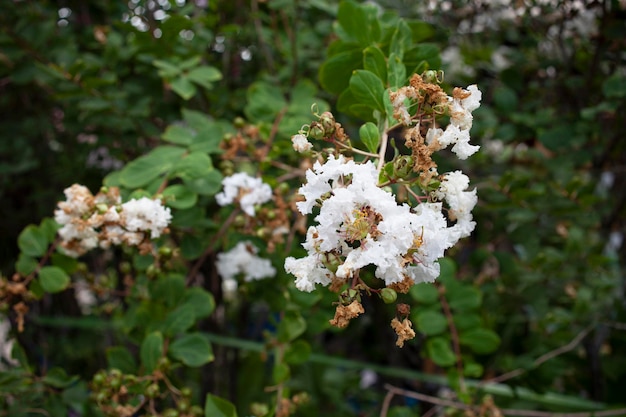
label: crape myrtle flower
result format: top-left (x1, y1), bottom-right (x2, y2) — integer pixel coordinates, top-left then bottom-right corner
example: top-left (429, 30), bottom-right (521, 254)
top-left (54, 184), bottom-right (172, 257)
top-left (215, 172), bottom-right (273, 216)
top-left (216, 241), bottom-right (276, 299)
top-left (284, 155), bottom-right (473, 293)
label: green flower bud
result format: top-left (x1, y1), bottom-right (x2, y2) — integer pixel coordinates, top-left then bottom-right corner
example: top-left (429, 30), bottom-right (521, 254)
top-left (233, 116), bottom-right (246, 128)
top-left (145, 383), bottom-right (159, 398)
top-left (381, 288), bottom-right (398, 304)
top-left (393, 156), bottom-right (414, 179)
top-left (308, 122), bottom-right (325, 140)
top-left (319, 111), bottom-right (336, 135)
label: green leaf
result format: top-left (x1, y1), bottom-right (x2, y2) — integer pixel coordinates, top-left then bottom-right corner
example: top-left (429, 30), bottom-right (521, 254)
top-left (603, 74), bottom-right (626, 98)
top-left (170, 333), bottom-right (214, 367)
top-left (50, 253), bottom-right (78, 274)
top-left (284, 340), bottom-right (312, 365)
top-left (349, 70), bottom-right (386, 113)
top-left (414, 310), bottom-right (448, 336)
top-left (184, 170), bottom-right (223, 196)
top-left (244, 81), bottom-right (287, 122)
top-left (359, 122), bottom-right (380, 153)
top-left (173, 152), bottom-right (213, 180)
top-left (162, 184), bottom-right (198, 209)
top-left (154, 59), bottom-right (181, 77)
top-left (18, 224), bottom-right (48, 257)
top-left (336, 0), bottom-right (378, 46)
top-left (453, 313), bottom-right (482, 331)
top-left (42, 367), bottom-right (78, 389)
top-left (187, 66), bottom-right (222, 90)
top-left (40, 217), bottom-right (61, 241)
top-left (140, 331), bottom-right (163, 373)
top-left (182, 108), bottom-right (213, 131)
top-left (426, 337), bottom-right (456, 367)
top-left (319, 47), bottom-right (363, 95)
top-left (38, 266), bottom-right (70, 293)
top-left (389, 20), bottom-right (412, 59)
top-left (277, 311), bottom-right (306, 343)
top-left (459, 328), bottom-right (501, 354)
top-left (106, 346), bottom-right (138, 374)
top-left (447, 286), bottom-right (482, 311)
top-left (183, 287), bottom-right (216, 319)
top-left (273, 362), bottom-right (290, 384)
top-left (205, 394), bottom-right (238, 417)
top-left (171, 76), bottom-right (197, 100)
top-left (388, 53), bottom-right (406, 89)
top-left (151, 274), bottom-right (186, 307)
top-left (162, 306), bottom-right (196, 336)
top-left (409, 283), bottom-right (439, 304)
top-left (120, 146), bottom-right (186, 188)
top-left (162, 125), bottom-right (194, 145)
top-left (404, 43), bottom-right (441, 74)
top-left (363, 46), bottom-right (387, 84)
top-left (15, 253), bottom-right (38, 275)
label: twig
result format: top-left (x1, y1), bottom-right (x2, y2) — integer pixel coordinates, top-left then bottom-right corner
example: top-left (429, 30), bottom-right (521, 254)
top-left (480, 324), bottom-right (594, 386)
top-left (382, 384), bottom-right (626, 417)
top-left (186, 208), bottom-right (241, 285)
top-left (378, 389), bottom-right (395, 417)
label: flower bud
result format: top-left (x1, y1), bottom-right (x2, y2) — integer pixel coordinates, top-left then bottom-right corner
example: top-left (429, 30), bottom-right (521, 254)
top-left (308, 122), bottom-right (325, 140)
top-left (319, 111), bottom-right (336, 135)
top-left (393, 156), bottom-right (414, 179)
top-left (381, 288), bottom-right (398, 304)
top-left (233, 116), bottom-right (246, 128)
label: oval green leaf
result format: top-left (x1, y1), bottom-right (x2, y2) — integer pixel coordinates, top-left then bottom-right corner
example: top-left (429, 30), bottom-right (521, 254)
top-left (38, 266), bottom-right (70, 293)
top-left (18, 225), bottom-right (48, 257)
top-left (169, 333), bottom-right (214, 367)
top-left (140, 331), bottom-right (163, 373)
top-left (359, 122), bottom-right (380, 154)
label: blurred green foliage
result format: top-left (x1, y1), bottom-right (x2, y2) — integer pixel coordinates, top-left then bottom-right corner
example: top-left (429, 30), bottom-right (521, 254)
top-left (0, 0), bottom-right (625, 416)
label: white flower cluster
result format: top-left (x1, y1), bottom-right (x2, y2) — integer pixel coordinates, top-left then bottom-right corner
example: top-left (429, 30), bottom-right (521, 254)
top-left (284, 155), bottom-right (477, 292)
top-left (216, 241), bottom-right (276, 298)
top-left (54, 184), bottom-right (172, 257)
top-left (216, 173), bottom-right (273, 216)
top-left (390, 81), bottom-right (482, 160)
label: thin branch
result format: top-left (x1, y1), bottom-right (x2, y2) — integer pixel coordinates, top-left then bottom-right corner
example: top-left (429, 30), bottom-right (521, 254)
top-left (186, 208), bottom-right (241, 285)
top-left (378, 389), bottom-right (395, 417)
top-left (480, 324), bottom-right (594, 386)
top-left (383, 384), bottom-right (626, 417)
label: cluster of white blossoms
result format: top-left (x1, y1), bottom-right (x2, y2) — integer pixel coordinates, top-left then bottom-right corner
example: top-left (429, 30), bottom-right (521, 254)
top-left (285, 77), bottom-right (481, 301)
top-left (391, 78), bottom-right (482, 160)
top-left (216, 241), bottom-right (276, 298)
top-left (54, 184), bottom-right (172, 257)
top-left (216, 172), bottom-right (273, 216)
top-left (284, 156), bottom-right (477, 292)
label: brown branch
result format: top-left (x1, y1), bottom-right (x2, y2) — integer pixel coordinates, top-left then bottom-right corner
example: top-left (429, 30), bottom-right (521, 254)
top-left (186, 208), bottom-right (241, 285)
top-left (480, 324), bottom-right (594, 386)
top-left (382, 384), bottom-right (626, 417)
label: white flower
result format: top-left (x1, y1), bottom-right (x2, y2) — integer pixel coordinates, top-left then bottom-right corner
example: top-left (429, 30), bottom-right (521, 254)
top-left (74, 279), bottom-right (97, 314)
top-left (216, 173), bottom-right (273, 216)
top-left (449, 84), bottom-right (482, 131)
top-left (291, 134), bottom-right (313, 153)
top-left (285, 157), bottom-right (466, 290)
top-left (434, 171), bottom-right (477, 239)
top-left (0, 316), bottom-right (18, 369)
top-left (121, 197), bottom-right (172, 238)
top-left (427, 125), bottom-right (480, 160)
top-left (216, 241), bottom-right (276, 283)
